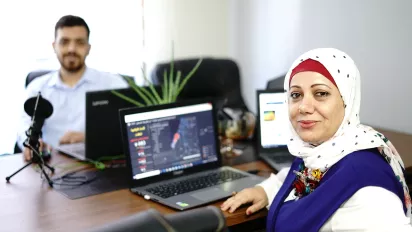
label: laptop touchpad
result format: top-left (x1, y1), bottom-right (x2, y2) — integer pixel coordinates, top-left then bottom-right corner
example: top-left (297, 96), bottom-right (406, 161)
top-left (191, 188), bottom-right (228, 202)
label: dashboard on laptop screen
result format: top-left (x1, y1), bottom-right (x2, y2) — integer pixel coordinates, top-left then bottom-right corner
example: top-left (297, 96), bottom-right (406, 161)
top-left (124, 103), bottom-right (218, 180)
top-left (259, 92), bottom-right (288, 148)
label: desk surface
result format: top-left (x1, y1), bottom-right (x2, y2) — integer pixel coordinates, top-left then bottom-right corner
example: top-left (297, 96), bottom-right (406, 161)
top-left (0, 151), bottom-right (272, 232)
top-left (1, 129), bottom-right (410, 232)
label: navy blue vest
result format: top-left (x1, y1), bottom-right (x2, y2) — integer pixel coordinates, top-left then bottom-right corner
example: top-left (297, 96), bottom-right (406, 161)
top-left (266, 149), bottom-right (406, 232)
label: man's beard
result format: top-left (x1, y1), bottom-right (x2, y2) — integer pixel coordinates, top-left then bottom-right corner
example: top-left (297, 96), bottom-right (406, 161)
top-left (58, 53), bottom-right (85, 73)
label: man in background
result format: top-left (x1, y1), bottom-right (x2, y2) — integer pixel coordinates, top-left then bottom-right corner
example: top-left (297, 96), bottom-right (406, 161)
top-left (17, 15), bottom-right (128, 161)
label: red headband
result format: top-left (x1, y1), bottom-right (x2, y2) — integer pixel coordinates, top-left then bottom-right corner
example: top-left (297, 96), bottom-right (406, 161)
top-left (289, 58), bottom-right (337, 88)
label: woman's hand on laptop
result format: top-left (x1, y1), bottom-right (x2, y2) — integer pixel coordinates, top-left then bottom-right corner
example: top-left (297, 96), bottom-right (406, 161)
top-left (220, 186), bottom-right (268, 215)
top-left (59, 131), bottom-right (85, 144)
top-left (23, 139), bottom-right (52, 162)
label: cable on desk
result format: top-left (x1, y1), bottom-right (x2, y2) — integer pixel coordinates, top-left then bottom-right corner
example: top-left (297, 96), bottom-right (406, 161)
top-left (34, 154), bottom-right (126, 187)
top-left (51, 169), bottom-right (98, 187)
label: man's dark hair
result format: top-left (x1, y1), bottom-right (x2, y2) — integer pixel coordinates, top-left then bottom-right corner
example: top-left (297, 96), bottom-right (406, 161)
top-left (54, 15), bottom-right (90, 39)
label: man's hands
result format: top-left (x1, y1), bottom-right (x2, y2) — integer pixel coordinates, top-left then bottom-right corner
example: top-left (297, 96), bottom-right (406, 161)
top-left (220, 186), bottom-right (268, 215)
top-left (59, 131), bottom-right (85, 145)
top-left (23, 131), bottom-right (84, 162)
top-left (23, 139), bottom-right (52, 162)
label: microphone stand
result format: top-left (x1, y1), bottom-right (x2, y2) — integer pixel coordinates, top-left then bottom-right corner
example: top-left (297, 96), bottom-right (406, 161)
top-left (5, 93), bottom-right (55, 187)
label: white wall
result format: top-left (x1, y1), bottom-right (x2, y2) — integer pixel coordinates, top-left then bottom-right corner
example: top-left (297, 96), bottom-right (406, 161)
top-left (228, 0), bottom-right (302, 115)
top-left (230, 0), bottom-right (412, 135)
top-left (0, 0), bottom-right (231, 155)
top-left (144, 0), bottom-right (230, 75)
top-left (295, 0), bottom-right (412, 134)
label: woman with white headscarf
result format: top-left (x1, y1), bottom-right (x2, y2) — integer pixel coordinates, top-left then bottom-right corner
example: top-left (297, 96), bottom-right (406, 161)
top-left (221, 48), bottom-right (412, 231)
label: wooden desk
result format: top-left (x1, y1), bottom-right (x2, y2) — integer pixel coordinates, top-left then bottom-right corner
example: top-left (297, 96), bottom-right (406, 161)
top-left (0, 152), bottom-right (271, 232)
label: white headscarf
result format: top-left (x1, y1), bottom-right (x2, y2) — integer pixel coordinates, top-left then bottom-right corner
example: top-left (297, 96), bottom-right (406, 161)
top-left (284, 48), bottom-right (411, 217)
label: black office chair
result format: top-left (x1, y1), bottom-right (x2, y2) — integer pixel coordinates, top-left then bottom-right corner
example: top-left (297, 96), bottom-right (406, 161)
top-left (266, 74), bottom-right (286, 90)
top-left (25, 70), bottom-right (53, 87)
top-left (87, 206), bottom-right (228, 232)
top-left (151, 57), bottom-right (249, 111)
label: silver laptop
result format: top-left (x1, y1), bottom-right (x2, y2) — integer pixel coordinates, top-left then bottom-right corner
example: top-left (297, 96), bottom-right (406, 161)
top-left (56, 143), bottom-right (86, 160)
top-left (256, 89), bottom-right (295, 171)
top-left (119, 99), bottom-right (265, 211)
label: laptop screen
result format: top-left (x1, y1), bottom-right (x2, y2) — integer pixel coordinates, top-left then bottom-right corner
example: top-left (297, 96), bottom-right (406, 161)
top-left (258, 92), bottom-right (288, 148)
top-left (123, 102), bottom-right (218, 180)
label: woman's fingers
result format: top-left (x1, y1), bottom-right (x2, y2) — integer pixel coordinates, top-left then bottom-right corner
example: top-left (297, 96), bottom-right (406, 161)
top-left (221, 188), bottom-right (260, 213)
top-left (228, 200), bottom-right (244, 213)
top-left (227, 194), bottom-right (250, 213)
top-left (221, 195), bottom-right (244, 212)
top-left (246, 200), bottom-right (265, 215)
top-left (220, 196), bottom-right (235, 211)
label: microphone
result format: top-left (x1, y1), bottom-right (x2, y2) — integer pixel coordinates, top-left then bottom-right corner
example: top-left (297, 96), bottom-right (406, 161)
top-left (6, 92), bottom-right (55, 187)
top-left (87, 206), bottom-right (228, 232)
top-left (24, 92), bottom-right (53, 131)
top-left (23, 92), bottom-right (53, 161)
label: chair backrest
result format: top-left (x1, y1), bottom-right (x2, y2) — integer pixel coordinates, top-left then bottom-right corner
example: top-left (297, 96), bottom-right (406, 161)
top-left (25, 70), bottom-right (53, 88)
top-left (151, 57), bottom-right (248, 110)
top-left (87, 206), bottom-right (228, 232)
top-left (266, 74), bottom-right (286, 90)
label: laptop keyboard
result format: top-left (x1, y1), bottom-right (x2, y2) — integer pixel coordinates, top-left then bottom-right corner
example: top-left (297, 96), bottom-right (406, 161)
top-left (274, 155), bottom-right (294, 163)
top-left (145, 169), bottom-right (247, 199)
top-left (265, 152), bottom-right (294, 163)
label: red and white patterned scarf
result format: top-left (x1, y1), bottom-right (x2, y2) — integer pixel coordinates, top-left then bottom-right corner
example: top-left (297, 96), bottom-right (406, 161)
top-left (283, 48), bottom-right (411, 217)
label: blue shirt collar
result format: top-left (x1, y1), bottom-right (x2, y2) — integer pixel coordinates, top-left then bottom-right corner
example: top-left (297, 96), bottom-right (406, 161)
top-left (47, 67), bottom-right (95, 89)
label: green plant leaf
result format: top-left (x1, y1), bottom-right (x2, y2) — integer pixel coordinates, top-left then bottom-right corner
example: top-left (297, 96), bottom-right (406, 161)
top-left (172, 70), bottom-right (182, 101)
top-left (111, 42), bottom-right (202, 107)
top-left (163, 70), bottom-right (168, 103)
top-left (168, 67), bottom-right (174, 102)
top-left (169, 42), bottom-right (175, 102)
top-left (140, 67), bottom-right (163, 104)
top-left (161, 84), bottom-right (167, 104)
top-left (128, 70), bottom-right (158, 105)
top-left (111, 90), bottom-right (144, 107)
top-left (137, 84), bottom-right (159, 105)
top-left (176, 58), bottom-right (203, 96)
top-left (126, 78), bottom-right (154, 106)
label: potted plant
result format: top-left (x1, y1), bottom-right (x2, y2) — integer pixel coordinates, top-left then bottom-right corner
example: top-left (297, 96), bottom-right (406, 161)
top-left (111, 53), bottom-right (202, 107)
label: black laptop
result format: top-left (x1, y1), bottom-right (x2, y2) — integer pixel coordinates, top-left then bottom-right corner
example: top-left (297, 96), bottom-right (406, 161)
top-left (118, 99), bottom-right (265, 210)
top-left (256, 89), bottom-right (295, 171)
top-left (56, 86), bottom-right (161, 161)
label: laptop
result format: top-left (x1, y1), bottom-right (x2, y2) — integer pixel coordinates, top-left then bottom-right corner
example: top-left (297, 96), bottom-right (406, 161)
top-left (256, 89), bottom-right (295, 171)
top-left (56, 86), bottom-right (161, 161)
top-left (118, 99), bottom-right (265, 211)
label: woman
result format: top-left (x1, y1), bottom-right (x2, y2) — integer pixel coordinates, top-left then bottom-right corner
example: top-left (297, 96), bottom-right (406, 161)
top-left (221, 48), bottom-right (412, 231)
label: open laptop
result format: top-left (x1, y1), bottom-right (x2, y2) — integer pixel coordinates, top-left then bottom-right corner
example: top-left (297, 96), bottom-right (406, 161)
top-left (118, 99), bottom-right (265, 211)
top-left (56, 86), bottom-right (161, 161)
top-left (256, 89), bottom-right (295, 171)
